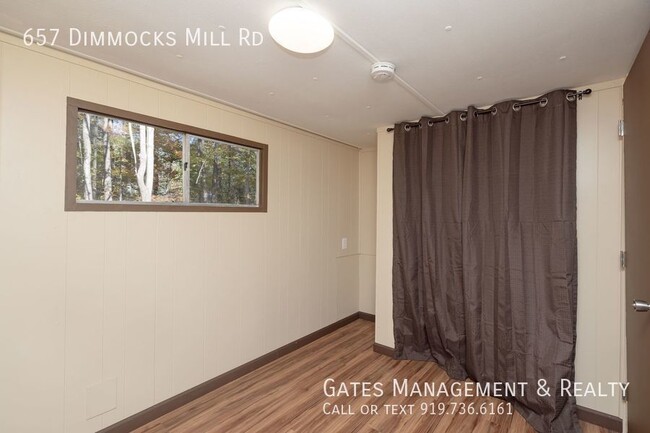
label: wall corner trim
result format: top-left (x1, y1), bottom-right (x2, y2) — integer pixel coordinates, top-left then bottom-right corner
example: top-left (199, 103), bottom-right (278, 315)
top-left (358, 312), bottom-right (376, 322)
top-left (372, 342), bottom-right (395, 358)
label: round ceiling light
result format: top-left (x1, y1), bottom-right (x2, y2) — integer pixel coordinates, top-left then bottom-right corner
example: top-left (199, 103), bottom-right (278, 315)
top-left (268, 7), bottom-right (334, 54)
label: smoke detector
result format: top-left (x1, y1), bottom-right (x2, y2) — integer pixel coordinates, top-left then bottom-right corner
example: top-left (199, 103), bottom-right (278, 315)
top-left (371, 62), bottom-right (396, 82)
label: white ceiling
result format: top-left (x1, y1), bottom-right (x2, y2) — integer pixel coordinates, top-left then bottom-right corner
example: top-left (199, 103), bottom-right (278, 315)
top-left (1, 0), bottom-right (649, 148)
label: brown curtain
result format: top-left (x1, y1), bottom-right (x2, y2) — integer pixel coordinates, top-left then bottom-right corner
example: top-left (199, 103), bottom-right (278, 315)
top-left (393, 90), bottom-right (580, 433)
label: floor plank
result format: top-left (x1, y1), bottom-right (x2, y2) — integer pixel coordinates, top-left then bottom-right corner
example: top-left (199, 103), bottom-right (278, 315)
top-left (134, 320), bottom-right (614, 433)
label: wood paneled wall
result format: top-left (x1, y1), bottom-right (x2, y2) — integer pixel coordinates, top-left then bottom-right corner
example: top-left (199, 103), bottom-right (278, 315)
top-left (0, 34), bottom-right (360, 433)
top-left (358, 148), bottom-right (377, 314)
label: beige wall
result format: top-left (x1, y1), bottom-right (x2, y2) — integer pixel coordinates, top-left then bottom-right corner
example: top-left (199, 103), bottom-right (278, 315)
top-left (574, 81), bottom-right (626, 423)
top-left (375, 130), bottom-right (394, 346)
top-left (374, 80), bottom-right (627, 420)
top-left (358, 147), bottom-right (377, 314)
top-left (0, 34), bottom-right (360, 433)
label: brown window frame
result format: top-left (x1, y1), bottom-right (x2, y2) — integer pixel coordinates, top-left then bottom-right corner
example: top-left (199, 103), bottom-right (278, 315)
top-left (65, 97), bottom-right (268, 212)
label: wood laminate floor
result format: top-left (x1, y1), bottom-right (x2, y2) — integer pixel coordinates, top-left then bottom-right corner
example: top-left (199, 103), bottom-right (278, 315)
top-left (135, 320), bottom-right (612, 433)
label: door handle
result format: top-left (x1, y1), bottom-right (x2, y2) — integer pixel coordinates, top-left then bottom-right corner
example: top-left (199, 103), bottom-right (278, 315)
top-left (632, 299), bottom-right (650, 312)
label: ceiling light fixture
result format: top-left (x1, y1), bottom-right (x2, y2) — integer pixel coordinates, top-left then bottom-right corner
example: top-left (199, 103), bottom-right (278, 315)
top-left (268, 7), bottom-right (334, 54)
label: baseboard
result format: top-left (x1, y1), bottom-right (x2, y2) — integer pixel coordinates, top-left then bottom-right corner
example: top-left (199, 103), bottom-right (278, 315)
top-left (358, 311), bottom-right (375, 322)
top-left (371, 344), bottom-right (623, 432)
top-left (97, 312), bottom-right (361, 433)
top-left (576, 405), bottom-right (622, 432)
top-left (372, 342), bottom-right (395, 357)
top-left (99, 315), bottom-right (621, 433)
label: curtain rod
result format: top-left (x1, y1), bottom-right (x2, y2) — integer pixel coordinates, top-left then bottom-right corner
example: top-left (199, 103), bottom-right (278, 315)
top-left (386, 89), bottom-right (592, 132)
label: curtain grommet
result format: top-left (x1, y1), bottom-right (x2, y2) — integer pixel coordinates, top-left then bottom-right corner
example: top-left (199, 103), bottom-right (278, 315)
top-left (540, 97), bottom-right (549, 108)
top-left (404, 124), bottom-right (411, 131)
top-left (460, 113), bottom-right (467, 121)
top-left (513, 103), bottom-right (521, 112)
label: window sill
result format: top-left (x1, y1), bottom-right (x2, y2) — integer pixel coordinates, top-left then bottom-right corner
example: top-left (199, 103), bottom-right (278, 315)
top-left (65, 201), bottom-right (267, 212)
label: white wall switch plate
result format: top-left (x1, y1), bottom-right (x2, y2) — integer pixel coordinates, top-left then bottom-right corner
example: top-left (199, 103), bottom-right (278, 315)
top-left (341, 237), bottom-right (348, 250)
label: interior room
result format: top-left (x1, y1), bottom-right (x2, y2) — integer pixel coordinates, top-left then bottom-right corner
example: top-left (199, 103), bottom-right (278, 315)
top-left (0, 1), bottom-right (649, 432)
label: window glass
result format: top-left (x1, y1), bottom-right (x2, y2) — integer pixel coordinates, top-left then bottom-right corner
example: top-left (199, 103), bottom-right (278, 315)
top-left (76, 112), bottom-right (183, 203)
top-left (189, 135), bottom-right (259, 206)
top-left (69, 101), bottom-right (266, 212)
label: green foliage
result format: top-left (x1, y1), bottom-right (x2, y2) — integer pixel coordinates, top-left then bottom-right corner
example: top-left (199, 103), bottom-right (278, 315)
top-left (189, 136), bottom-right (258, 205)
top-left (76, 112), bottom-right (258, 206)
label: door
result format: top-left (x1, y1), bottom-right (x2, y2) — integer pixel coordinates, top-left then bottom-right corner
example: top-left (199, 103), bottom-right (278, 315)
top-left (624, 30), bottom-right (650, 433)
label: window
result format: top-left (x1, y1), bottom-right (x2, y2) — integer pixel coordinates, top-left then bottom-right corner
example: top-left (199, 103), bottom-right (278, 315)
top-left (65, 98), bottom-right (267, 212)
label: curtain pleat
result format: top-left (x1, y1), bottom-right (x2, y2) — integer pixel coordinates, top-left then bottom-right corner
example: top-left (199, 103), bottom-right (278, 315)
top-left (392, 89), bottom-right (580, 433)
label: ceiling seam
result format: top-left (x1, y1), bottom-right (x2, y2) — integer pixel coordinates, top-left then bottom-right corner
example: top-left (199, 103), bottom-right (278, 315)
top-left (300, 0), bottom-right (444, 115)
top-left (0, 27), bottom-right (363, 150)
